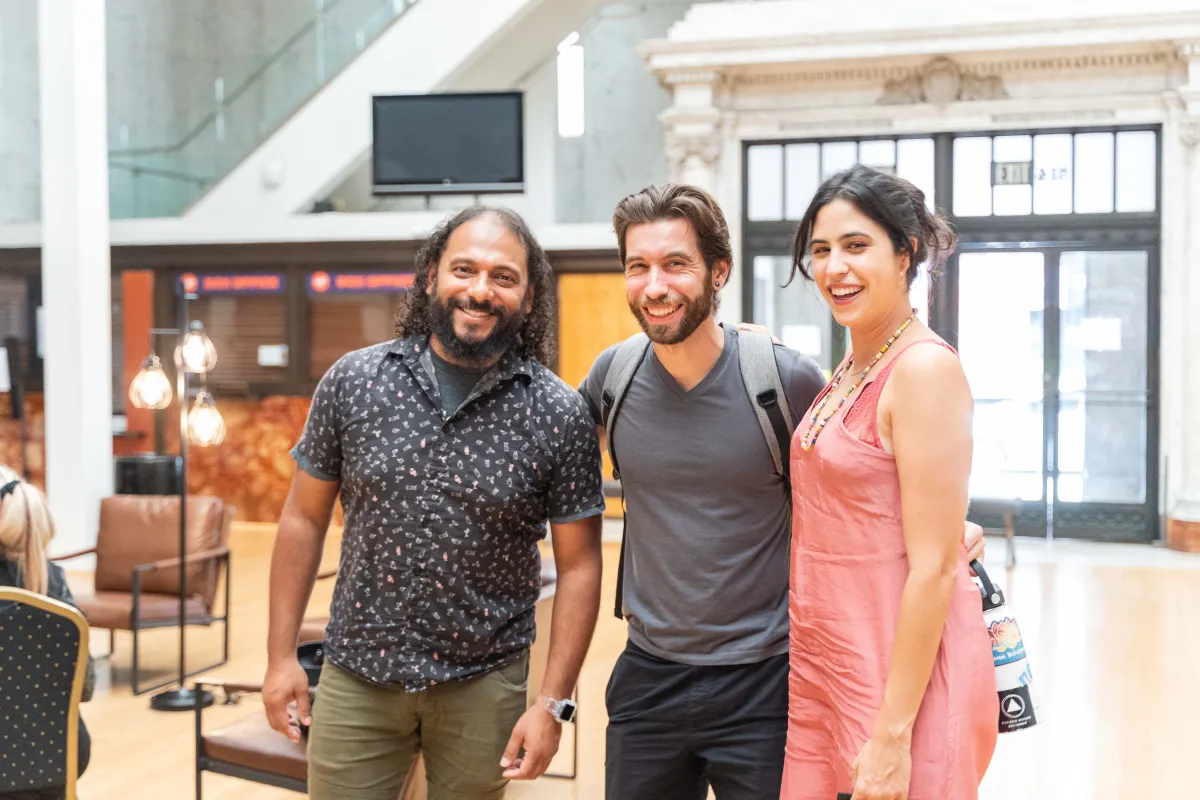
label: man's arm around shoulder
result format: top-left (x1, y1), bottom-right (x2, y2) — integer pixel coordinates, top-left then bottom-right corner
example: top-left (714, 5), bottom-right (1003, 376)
top-left (263, 469), bottom-right (340, 742)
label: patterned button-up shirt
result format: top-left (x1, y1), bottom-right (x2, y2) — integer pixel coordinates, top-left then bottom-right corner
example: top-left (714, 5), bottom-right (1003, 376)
top-left (292, 336), bottom-right (605, 691)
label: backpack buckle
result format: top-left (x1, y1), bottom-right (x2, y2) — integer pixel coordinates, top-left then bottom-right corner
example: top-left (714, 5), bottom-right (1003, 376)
top-left (756, 389), bottom-right (778, 408)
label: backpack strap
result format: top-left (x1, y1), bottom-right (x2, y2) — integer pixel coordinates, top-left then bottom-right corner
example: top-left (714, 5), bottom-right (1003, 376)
top-left (737, 329), bottom-right (795, 482)
top-left (600, 333), bottom-right (651, 482)
top-left (598, 333), bottom-right (651, 620)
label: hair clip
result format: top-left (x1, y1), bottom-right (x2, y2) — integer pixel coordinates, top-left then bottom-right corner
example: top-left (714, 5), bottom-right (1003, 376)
top-left (0, 479), bottom-right (20, 499)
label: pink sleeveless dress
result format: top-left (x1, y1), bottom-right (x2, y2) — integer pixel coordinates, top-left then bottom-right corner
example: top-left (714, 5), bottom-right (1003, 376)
top-left (781, 340), bottom-right (998, 800)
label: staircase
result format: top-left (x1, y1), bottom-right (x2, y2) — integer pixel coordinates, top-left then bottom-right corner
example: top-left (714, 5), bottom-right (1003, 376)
top-left (108, 0), bottom-right (602, 221)
top-left (108, 0), bottom-right (420, 219)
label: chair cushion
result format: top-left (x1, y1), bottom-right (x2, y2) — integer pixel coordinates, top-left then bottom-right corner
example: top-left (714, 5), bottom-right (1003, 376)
top-left (203, 711), bottom-right (308, 782)
top-left (74, 591), bottom-right (210, 630)
top-left (94, 495), bottom-right (226, 605)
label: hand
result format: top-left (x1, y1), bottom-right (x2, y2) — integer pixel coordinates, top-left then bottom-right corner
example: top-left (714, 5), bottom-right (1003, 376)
top-left (850, 733), bottom-right (912, 800)
top-left (736, 322), bottom-right (782, 344)
top-left (962, 520), bottom-right (985, 575)
top-left (500, 703), bottom-right (562, 780)
top-left (263, 659), bottom-right (311, 743)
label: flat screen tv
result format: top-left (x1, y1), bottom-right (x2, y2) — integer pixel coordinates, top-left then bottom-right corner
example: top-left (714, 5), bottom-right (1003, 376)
top-left (372, 91), bottom-right (524, 195)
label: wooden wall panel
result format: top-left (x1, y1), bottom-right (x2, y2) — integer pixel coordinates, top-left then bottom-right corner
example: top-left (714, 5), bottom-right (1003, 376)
top-left (556, 273), bottom-right (641, 390)
top-left (556, 273), bottom-right (641, 517)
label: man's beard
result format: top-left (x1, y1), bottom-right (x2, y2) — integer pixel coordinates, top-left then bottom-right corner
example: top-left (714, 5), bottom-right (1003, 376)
top-left (427, 291), bottom-right (527, 367)
top-left (631, 280), bottom-right (715, 346)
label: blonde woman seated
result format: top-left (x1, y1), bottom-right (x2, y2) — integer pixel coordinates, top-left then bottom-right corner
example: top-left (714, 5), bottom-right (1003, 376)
top-left (0, 466), bottom-right (94, 794)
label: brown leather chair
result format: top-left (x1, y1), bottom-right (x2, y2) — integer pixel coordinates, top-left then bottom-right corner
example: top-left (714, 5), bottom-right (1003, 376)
top-left (193, 678), bottom-right (427, 799)
top-left (192, 558), bottom-right (566, 797)
top-left (52, 495), bottom-right (235, 695)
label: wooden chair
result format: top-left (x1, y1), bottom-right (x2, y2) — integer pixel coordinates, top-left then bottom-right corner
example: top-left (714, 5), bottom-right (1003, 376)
top-left (192, 677), bottom-right (427, 799)
top-left (0, 587), bottom-right (90, 800)
top-left (192, 556), bottom-right (570, 797)
top-left (51, 495), bottom-right (235, 695)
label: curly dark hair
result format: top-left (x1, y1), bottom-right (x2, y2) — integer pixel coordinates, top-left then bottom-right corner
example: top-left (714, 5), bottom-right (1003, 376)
top-left (395, 206), bottom-right (557, 366)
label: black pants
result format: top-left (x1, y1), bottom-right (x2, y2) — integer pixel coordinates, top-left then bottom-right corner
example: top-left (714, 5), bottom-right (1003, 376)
top-left (605, 640), bottom-right (788, 800)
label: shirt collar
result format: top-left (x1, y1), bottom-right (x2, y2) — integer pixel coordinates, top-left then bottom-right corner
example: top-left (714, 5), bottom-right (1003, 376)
top-left (390, 335), bottom-right (534, 384)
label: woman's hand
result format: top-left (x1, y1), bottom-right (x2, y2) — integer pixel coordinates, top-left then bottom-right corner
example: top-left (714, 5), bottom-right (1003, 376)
top-left (851, 733), bottom-right (912, 800)
top-left (735, 322), bottom-right (782, 344)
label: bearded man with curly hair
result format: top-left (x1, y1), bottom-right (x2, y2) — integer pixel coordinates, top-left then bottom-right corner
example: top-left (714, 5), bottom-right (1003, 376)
top-left (265, 207), bottom-right (606, 800)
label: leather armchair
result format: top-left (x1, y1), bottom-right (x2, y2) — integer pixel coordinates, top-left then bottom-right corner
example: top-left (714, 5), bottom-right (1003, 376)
top-left (52, 495), bottom-right (235, 695)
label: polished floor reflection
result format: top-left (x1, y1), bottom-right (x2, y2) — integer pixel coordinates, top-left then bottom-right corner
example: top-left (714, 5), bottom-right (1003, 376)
top-left (73, 525), bottom-right (1200, 800)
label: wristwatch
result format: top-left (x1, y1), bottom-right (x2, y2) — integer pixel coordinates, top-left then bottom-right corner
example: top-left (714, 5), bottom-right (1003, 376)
top-left (541, 695), bottom-right (577, 723)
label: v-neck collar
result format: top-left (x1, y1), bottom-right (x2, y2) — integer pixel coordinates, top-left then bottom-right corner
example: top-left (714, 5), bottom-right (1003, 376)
top-left (649, 324), bottom-right (734, 401)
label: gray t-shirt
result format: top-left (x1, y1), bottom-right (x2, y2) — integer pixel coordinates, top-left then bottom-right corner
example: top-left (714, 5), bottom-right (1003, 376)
top-left (579, 325), bottom-right (825, 666)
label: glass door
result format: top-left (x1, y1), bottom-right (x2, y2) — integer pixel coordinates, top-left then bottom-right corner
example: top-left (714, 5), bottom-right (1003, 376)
top-left (1053, 250), bottom-right (1153, 539)
top-left (958, 252), bottom-right (1047, 508)
top-left (955, 247), bottom-right (1156, 541)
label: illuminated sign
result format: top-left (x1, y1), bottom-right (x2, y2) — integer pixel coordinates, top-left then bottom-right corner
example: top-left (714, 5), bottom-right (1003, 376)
top-left (179, 272), bottom-right (286, 295)
top-left (307, 271), bottom-right (414, 295)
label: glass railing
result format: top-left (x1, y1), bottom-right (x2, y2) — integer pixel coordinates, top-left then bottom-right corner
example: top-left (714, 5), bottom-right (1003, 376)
top-left (108, 0), bottom-right (419, 219)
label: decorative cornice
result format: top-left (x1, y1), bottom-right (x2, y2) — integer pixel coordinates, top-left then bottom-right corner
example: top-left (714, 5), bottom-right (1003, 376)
top-left (730, 50), bottom-right (1173, 90)
top-left (664, 129), bottom-right (722, 173)
top-left (880, 58), bottom-right (1007, 105)
top-left (661, 69), bottom-right (725, 86)
top-left (1182, 119), bottom-right (1200, 147)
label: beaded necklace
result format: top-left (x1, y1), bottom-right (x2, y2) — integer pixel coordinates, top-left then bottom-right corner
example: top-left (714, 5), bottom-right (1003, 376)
top-left (799, 314), bottom-right (915, 452)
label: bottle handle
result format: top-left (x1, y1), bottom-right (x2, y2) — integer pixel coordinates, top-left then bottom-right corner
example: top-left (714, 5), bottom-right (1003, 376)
top-left (970, 559), bottom-right (1001, 603)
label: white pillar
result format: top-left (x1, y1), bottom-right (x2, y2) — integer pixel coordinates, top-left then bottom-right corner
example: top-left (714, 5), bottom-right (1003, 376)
top-left (38, 0), bottom-right (113, 555)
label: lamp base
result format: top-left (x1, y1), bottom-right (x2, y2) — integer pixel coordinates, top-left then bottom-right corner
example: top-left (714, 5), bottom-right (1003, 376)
top-left (150, 686), bottom-right (214, 712)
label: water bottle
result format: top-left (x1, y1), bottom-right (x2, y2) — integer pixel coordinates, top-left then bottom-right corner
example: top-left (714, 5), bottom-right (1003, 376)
top-left (970, 560), bottom-right (1040, 733)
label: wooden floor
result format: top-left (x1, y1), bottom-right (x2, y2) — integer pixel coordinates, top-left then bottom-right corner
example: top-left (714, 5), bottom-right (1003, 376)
top-left (69, 524), bottom-right (1200, 800)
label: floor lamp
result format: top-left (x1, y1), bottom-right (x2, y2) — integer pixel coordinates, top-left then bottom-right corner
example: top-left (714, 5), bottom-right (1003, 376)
top-left (127, 288), bottom-right (226, 712)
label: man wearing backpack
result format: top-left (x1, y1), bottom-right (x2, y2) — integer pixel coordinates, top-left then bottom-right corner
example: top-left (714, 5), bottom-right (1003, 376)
top-left (577, 184), bottom-right (984, 799)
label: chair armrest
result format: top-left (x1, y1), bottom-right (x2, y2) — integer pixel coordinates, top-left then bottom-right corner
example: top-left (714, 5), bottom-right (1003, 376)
top-left (50, 546), bottom-right (98, 562)
top-left (193, 677), bottom-right (263, 694)
top-left (132, 546), bottom-right (231, 574)
top-left (316, 568), bottom-right (337, 581)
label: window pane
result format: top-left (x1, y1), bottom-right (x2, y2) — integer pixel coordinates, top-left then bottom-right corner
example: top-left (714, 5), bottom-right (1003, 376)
top-left (310, 294), bottom-right (407, 381)
top-left (1073, 133), bottom-right (1114, 213)
top-left (1033, 133), bottom-right (1072, 215)
top-left (821, 141), bottom-right (857, 179)
top-left (992, 135), bottom-right (1032, 216)
top-left (192, 296), bottom-right (287, 394)
top-left (953, 137), bottom-right (992, 216)
top-left (858, 139), bottom-right (896, 169)
top-left (897, 138), bottom-right (936, 210)
top-left (747, 145), bottom-right (783, 221)
top-left (785, 143), bottom-right (820, 220)
top-left (753, 255), bottom-right (835, 374)
top-left (1115, 131), bottom-right (1156, 212)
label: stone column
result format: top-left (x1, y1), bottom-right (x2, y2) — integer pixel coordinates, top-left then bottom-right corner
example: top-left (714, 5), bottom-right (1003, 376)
top-left (660, 70), bottom-right (742, 320)
top-left (39, 0), bottom-right (114, 556)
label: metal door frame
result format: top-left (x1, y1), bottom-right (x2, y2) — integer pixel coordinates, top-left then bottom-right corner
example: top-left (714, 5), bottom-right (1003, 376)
top-left (740, 124), bottom-right (1162, 541)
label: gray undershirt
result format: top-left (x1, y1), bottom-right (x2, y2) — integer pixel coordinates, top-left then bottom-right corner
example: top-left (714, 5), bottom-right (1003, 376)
top-left (429, 348), bottom-right (487, 417)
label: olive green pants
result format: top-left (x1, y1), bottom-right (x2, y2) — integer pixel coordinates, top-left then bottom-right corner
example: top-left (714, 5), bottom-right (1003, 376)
top-left (307, 653), bottom-right (529, 800)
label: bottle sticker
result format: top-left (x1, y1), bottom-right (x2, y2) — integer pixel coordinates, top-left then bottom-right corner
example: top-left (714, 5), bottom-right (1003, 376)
top-left (988, 616), bottom-right (1026, 666)
top-left (998, 684), bottom-right (1037, 732)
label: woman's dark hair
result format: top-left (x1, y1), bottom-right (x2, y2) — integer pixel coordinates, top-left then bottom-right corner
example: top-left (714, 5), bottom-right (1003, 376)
top-left (612, 184), bottom-right (734, 280)
top-left (788, 164), bottom-right (957, 289)
top-left (395, 206), bottom-right (556, 365)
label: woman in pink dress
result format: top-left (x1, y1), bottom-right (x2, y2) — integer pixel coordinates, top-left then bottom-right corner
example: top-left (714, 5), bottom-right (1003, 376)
top-left (781, 165), bottom-right (998, 800)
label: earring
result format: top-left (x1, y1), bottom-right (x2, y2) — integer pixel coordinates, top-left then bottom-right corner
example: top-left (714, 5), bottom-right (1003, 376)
top-left (715, 281), bottom-right (721, 288)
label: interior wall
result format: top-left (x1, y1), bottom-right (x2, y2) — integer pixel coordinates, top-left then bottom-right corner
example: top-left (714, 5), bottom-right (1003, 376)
top-left (0, 1), bottom-right (41, 224)
top-left (555, 0), bottom-right (709, 224)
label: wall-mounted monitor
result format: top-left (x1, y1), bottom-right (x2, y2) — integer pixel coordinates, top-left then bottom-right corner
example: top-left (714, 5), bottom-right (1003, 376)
top-left (372, 91), bottom-right (524, 195)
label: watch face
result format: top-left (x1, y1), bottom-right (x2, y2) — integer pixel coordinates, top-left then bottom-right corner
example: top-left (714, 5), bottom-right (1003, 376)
top-left (558, 701), bottom-right (576, 722)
